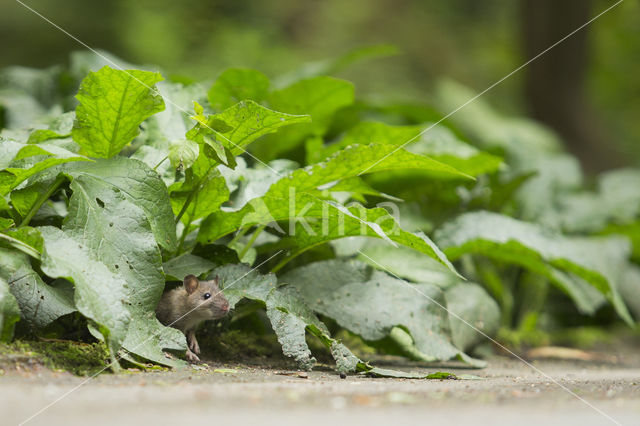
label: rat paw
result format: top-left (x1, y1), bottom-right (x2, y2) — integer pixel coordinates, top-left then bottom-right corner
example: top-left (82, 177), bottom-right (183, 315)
top-left (189, 338), bottom-right (200, 355)
top-left (186, 348), bottom-right (200, 363)
top-left (187, 331), bottom-right (201, 354)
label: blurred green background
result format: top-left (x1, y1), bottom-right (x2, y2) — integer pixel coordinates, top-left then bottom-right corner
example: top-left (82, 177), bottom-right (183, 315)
top-left (1, 0), bottom-right (638, 171)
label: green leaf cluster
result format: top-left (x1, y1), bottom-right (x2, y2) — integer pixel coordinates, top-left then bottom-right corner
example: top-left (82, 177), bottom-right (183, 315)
top-left (0, 50), bottom-right (638, 375)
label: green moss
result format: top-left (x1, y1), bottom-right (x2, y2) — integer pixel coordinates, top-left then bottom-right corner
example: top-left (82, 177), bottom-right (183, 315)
top-left (0, 340), bottom-right (109, 376)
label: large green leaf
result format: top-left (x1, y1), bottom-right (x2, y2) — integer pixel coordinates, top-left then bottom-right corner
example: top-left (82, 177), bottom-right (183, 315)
top-left (61, 176), bottom-right (185, 366)
top-left (266, 201), bottom-right (455, 272)
top-left (65, 157), bottom-right (177, 251)
top-left (40, 177), bottom-right (184, 366)
top-left (212, 264), bottom-right (361, 372)
top-left (207, 68), bottom-right (270, 111)
top-left (198, 144), bottom-right (467, 271)
top-left (72, 66), bottom-right (165, 158)
top-left (315, 122), bottom-right (502, 177)
top-left (215, 142), bottom-right (468, 219)
top-left (356, 241), bottom-right (460, 288)
top-left (445, 283), bottom-right (500, 351)
top-left (282, 259), bottom-right (494, 366)
top-left (254, 76), bottom-right (354, 160)
top-left (8, 266), bottom-right (76, 329)
top-left (0, 274), bottom-right (20, 342)
top-left (271, 144), bottom-right (472, 195)
top-left (40, 226), bottom-right (131, 362)
top-left (435, 211), bottom-right (633, 323)
top-left (186, 100), bottom-right (311, 158)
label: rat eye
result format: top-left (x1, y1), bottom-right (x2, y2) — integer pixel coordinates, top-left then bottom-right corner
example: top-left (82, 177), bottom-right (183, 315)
top-left (203, 293), bottom-right (211, 300)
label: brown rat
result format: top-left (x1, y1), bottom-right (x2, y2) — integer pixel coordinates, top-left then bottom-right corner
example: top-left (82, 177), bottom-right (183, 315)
top-left (156, 274), bottom-right (230, 362)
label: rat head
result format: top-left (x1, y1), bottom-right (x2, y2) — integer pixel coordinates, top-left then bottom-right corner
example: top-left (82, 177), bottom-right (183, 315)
top-left (183, 274), bottom-right (230, 320)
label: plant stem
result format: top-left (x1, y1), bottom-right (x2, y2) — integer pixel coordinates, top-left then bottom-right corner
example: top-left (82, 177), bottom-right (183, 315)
top-left (19, 175), bottom-right (66, 227)
top-left (0, 233), bottom-right (41, 260)
top-left (229, 226), bottom-right (249, 246)
top-left (176, 222), bottom-right (191, 254)
top-left (271, 253), bottom-right (294, 273)
top-left (153, 155), bottom-right (168, 170)
top-left (174, 175), bottom-right (204, 224)
top-left (238, 225), bottom-right (266, 259)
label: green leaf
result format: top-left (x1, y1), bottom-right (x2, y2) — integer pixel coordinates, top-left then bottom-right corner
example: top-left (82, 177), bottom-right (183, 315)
top-left (557, 169), bottom-right (640, 233)
top-left (0, 275), bottom-right (20, 342)
top-left (515, 153), bottom-right (583, 226)
top-left (72, 66), bottom-right (165, 158)
top-left (0, 218), bottom-right (13, 231)
top-left (602, 222), bottom-right (640, 263)
top-left (0, 139), bottom-right (90, 196)
top-left (208, 68), bottom-right (270, 111)
top-left (265, 294), bottom-right (318, 371)
top-left (168, 139), bottom-right (199, 170)
top-left (170, 170), bottom-right (229, 226)
top-left (66, 157), bottom-right (177, 251)
top-left (317, 122), bottom-right (502, 177)
top-left (276, 45), bottom-right (398, 87)
top-left (186, 100), bottom-right (311, 160)
top-left (40, 174), bottom-right (185, 367)
top-left (8, 266), bottom-right (76, 328)
top-left (0, 227), bottom-right (42, 260)
top-left (162, 254), bottom-right (216, 281)
top-left (271, 144), bottom-right (472, 195)
top-left (199, 144), bottom-right (467, 272)
top-left (214, 263), bottom-right (278, 308)
top-left (282, 259), bottom-right (492, 366)
top-left (435, 211), bottom-right (633, 323)
top-left (10, 178), bottom-right (54, 218)
top-left (254, 77), bottom-right (354, 160)
top-left (1, 226), bottom-right (43, 253)
top-left (212, 264), bottom-right (361, 372)
top-left (202, 136), bottom-right (236, 169)
top-left (357, 242), bottom-right (460, 288)
top-left (40, 226), bottom-right (131, 362)
top-left (268, 200), bottom-right (456, 273)
top-left (0, 64), bottom-right (64, 109)
top-left (27, 112), bottom-right (75, 144)
top-left (220, 158), bottom-right (298, 212)
top-left (435, 79), bottom-right (562, 156)
top-left (621, 265), bottom-right (640, 321)
top-left (445, 283), bottom-right (500, 351)
top-left (0, 247), bottom-right (30, 282)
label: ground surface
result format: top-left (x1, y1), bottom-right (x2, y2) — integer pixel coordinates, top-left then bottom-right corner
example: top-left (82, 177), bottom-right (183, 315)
top-left (1, 346), bottom-right (639, 426)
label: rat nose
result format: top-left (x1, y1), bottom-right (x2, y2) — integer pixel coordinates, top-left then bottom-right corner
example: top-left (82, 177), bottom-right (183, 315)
top-left (221, 301), bottom-right (230, 313)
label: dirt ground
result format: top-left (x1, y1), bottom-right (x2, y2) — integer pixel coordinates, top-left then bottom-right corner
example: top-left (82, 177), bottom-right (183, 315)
top-left (1, 345), bottom-right (639, 426)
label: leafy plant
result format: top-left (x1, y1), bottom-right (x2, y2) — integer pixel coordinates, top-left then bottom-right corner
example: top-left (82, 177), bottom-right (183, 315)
top-left (0, 50), bottom-right (638, 375)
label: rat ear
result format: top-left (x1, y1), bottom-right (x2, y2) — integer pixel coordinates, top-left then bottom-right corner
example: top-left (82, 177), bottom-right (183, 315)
top-left (183, 274), bottom-right (199, 295)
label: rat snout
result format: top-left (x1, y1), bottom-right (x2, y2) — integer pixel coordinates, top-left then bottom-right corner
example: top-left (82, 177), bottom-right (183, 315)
top-left (220, 300), bottom-right (230, 313)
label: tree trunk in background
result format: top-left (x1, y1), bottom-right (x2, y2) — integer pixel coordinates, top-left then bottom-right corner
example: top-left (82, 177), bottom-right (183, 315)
top-left (521, 0), bottom-right (624, 172)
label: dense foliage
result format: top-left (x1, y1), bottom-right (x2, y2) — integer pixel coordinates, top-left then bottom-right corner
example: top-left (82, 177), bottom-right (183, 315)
top-left (0, 50), bottom-right (638, 372)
